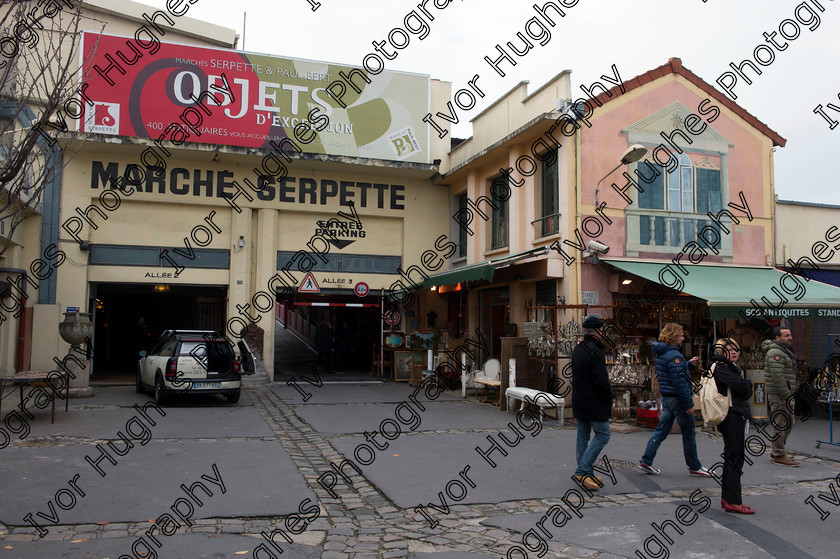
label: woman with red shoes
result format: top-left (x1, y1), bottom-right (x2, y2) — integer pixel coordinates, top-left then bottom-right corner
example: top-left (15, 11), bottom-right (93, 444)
top-left (710, 338), bottom-right (755, 514)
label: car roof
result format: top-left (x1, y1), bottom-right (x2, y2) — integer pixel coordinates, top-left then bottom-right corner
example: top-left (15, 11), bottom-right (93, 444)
top-left (160, 329), bottom-right (225, 339)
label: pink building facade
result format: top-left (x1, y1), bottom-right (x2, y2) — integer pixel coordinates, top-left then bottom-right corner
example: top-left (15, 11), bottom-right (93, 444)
top-left (577, 58), bottom-right (785, 318)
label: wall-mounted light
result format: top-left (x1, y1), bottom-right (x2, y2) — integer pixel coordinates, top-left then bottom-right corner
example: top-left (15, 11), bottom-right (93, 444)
top-left (622, 279), bottom-right (633, 285)
top-left (238, 235), bottom-right (245, 248)
top-left (594, 144), bottom-right (649, 206)
top-left (431, 286), bottom-right (437, 291)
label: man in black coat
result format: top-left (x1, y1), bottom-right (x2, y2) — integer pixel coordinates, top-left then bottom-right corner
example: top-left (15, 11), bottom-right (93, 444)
top-left (571, 315), bottom-right (613, 491)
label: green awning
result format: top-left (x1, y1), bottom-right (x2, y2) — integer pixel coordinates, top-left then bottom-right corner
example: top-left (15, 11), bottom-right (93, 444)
top-left (423, 262), bottom-right (495, 288)
top-left (603, 259), bottom-right (840, 321)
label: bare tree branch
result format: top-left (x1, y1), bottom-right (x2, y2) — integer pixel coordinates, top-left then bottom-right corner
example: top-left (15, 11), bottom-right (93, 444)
top-left (0, 1), bottom-right (104, 255)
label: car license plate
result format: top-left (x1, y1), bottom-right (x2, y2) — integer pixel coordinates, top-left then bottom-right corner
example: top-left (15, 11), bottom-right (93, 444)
top-left (192, 382), bottom-right (221, 389)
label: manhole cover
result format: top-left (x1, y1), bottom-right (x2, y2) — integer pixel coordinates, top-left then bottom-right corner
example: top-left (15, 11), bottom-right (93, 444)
top-left (608, 459), bottom-right (637, 470)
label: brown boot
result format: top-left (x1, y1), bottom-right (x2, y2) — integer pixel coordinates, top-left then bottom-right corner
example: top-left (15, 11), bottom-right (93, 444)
top-left (572, 475), bottom-right (601, 490)
top-left (772, 455), bottom-right (800, 466)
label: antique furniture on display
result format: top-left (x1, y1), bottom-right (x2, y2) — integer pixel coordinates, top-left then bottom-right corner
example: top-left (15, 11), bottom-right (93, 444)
top-left (394, 350), bottom-right (425, 382)
top-left (505, 358), bottom-right (565, 423)
top-left (524, 303), bottom-right (616, 419)
top-left (0, 371), bottom-right (71, 424)
top-left (466, 358), bottom-right (501, 402)
top-left (605, 336), bottom-right (652, 423)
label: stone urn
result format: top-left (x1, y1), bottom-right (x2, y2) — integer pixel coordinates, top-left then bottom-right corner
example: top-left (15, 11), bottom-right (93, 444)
top-left (58, 310), bottom-right (94, 398)
top-left (613, 396), bottom-right (631, 422)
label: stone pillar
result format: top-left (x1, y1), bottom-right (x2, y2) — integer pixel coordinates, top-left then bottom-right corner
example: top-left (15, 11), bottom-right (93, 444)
top-left (67, 357), bottom-right (93, 398)
top-left (57, 311), bottom-right (94, 398)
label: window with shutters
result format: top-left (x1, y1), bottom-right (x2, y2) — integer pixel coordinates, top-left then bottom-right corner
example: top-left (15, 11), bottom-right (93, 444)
top-left (490, 176), bottom-right (508, 249)
top-left (635, 154), bottom-right (723, 249)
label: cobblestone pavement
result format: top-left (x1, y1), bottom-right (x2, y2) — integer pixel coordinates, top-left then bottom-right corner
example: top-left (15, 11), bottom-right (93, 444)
top-left (2, 385), bottom-right (838, 558)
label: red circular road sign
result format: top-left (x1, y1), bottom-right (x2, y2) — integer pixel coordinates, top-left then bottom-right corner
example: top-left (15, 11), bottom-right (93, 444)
top-left (384, 310), bottom-right (400, 325)
top-left (354, 282), bottom-right (369, 297)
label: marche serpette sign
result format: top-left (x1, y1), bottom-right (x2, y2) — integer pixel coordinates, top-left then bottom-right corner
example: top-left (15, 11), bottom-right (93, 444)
top-left (80, 32), bottom-right (430, 163)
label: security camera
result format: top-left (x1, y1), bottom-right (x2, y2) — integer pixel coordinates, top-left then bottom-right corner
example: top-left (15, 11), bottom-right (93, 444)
top-left (588, 240), bottom-right (610, 254)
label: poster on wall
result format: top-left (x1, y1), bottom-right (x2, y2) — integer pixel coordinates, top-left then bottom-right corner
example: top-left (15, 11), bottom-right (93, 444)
top-left (79, 33), bottom-right (430, 163)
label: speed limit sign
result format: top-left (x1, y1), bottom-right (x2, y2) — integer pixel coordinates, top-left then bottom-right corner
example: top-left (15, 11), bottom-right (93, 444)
top-left (354, 282), bottom-right (369, 297)
top-left (384, 310), bottom-right (400, 325)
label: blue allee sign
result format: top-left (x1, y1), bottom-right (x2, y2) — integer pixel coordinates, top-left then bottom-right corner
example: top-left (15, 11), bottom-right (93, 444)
top-left (66, 307), bottom-right (79, 313)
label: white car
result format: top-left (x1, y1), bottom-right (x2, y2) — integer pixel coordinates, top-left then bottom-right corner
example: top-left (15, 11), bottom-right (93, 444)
top-left (136, 330), bottom-right (252, 404)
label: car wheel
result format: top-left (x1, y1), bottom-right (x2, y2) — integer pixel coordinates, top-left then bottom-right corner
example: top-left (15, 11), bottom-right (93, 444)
top-left (136, 367), bottom-right (144, 394)
top-left (226, 388), bottom-right (241, 404)
top-left (155, 375), bottom-right (169, 405)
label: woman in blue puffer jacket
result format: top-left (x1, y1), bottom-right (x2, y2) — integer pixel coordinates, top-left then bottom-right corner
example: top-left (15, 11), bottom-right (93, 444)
top-left (638, 323), bottom-right (712, 477)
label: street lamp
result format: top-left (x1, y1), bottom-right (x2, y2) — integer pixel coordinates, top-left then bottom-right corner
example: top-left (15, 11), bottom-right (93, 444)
top-left (594, 144), bottom-right (649, 206)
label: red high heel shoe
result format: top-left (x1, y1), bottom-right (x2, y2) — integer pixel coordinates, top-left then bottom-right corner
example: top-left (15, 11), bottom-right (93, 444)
top-left (721, 499), bottom-right (753, 510)
top-left (721, 499), bottom-right (755, 514)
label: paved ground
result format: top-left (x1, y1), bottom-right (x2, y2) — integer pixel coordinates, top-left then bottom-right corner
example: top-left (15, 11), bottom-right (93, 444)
top-left (1, 324), bottom-right (838, 557)
top-left (2, 371), bottom-right (839, 559)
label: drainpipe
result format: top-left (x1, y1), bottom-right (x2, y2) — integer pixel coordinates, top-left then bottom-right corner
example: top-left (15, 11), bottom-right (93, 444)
top-left (0, 267), bottom-right (29, 372)
top-left (574, 123), bottom-right (583, 307)
top-left (770, 147), bottom-right (777, 268)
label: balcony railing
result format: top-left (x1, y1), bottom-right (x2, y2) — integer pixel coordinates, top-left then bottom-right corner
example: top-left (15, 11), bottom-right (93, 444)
top-left (531, 212), bottom-right (561, 239)
top-left (625, 209), bottom-right (733, 258)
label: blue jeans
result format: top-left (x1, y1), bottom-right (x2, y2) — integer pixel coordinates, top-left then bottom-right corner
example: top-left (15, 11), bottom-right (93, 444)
top-left (575, 418), bottom-right (611, 476)
top-left (641, 396), bottom-right (702, 471)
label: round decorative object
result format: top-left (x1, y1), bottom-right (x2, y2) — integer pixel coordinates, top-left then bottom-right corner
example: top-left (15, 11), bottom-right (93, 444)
top-left (58, 311), bottom-right (93, 347)
top-left (613, 397), bottom-right (631, 422)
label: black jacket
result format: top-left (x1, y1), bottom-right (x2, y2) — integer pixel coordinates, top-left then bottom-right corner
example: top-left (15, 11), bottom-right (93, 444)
top-left (571, 335), bottom-right (613, 422)
top-left (710, 353), bottom-right (753, 420)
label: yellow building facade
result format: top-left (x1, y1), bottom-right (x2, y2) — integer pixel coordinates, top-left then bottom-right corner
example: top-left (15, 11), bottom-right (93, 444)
top-left (0, 0), bottom-right (453, 378)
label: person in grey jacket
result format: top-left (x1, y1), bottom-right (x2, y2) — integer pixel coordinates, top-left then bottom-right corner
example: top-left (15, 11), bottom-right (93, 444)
top-left (711, 338), bottom-right (754, 514)
top-left (761, 328), bottom-right (799, 466)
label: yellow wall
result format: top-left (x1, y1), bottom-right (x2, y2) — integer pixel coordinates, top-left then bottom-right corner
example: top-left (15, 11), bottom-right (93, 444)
top-left (30, 143), bottom-right (449, 375)
top-left (776, 202), bottom-right (840, 268)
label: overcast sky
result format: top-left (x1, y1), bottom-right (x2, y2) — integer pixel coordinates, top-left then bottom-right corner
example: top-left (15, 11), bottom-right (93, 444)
top-left (142, 0), bottom-right (840, 205)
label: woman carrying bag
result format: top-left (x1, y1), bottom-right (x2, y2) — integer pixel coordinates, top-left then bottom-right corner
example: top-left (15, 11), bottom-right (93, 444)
top-left (711, 338), bottom-right (754, 514)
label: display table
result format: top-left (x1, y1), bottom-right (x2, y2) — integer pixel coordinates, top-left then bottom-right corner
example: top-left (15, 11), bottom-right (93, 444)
top-left (475, 378), bottom-right (501, 405)
top-left (0, 371), bottom-right (70, 424)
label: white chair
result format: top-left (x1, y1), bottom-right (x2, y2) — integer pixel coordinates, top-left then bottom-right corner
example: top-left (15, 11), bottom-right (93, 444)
top-left (467, 358), bottom-right (501, 397)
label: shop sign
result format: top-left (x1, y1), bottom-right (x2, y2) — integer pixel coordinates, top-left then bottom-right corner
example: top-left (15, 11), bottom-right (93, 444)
top-left (581, 290), bottom-right (599, 305)
top-left (315, 217), bottom-right (367, 249)
top-left (715, 306), bottom-right (840, 320)
top-left (144, 272), bottom-right (175, 278)
top-left (80, 33), bottom-right (430, 163)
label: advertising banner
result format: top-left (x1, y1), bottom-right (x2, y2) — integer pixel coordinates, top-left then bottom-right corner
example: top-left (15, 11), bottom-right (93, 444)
top-left (80, 32), bottom-right (430, 163)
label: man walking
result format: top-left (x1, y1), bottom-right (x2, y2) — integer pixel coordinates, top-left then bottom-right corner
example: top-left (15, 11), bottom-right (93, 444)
top-left (762, 327), bottom-right (799, 466)
top-left (571, 315), bottom-right (613, 491)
